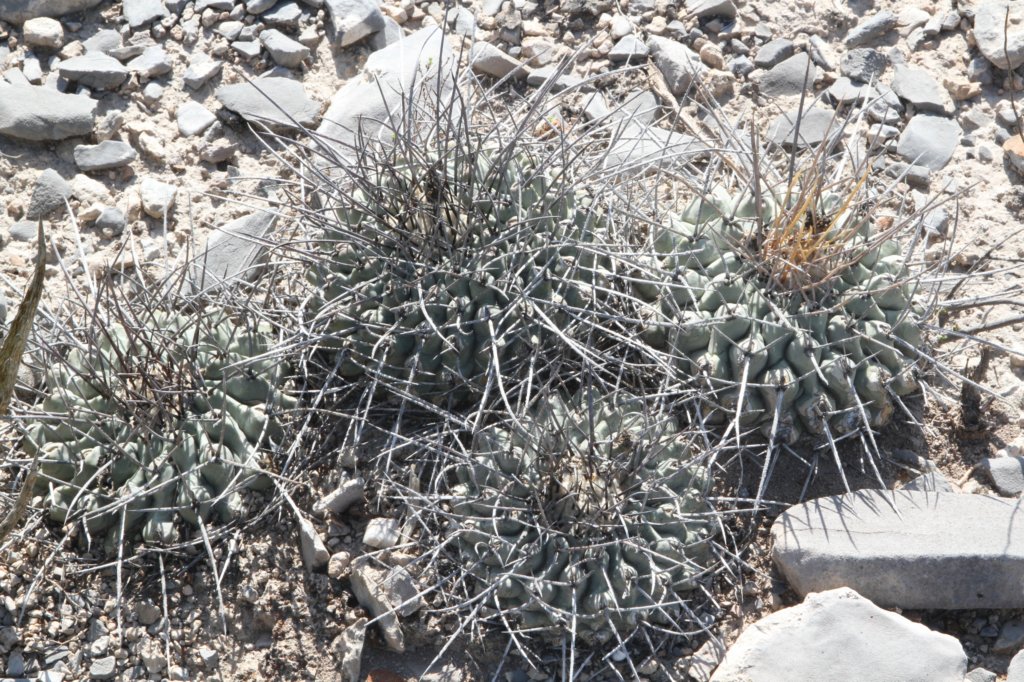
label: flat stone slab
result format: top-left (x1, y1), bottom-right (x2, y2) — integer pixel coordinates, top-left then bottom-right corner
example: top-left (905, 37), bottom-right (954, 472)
top-left (0, 0), bottom-right (103, 23)
top-left (896, 114), bottom-right (961, 171)
top-left (711, 588), bottom-right (967, 682)
top-left (0, 84), bottom-right (97, 140)
top-left (216, 77), bottom-right (320, 129)
top-left (772, 490), bottom-right (1024, 609)
top-left (188, 210), bottom-right (278, 294)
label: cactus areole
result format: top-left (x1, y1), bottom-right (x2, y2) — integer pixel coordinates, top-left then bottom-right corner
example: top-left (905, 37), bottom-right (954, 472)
top-left (638, 187), bottom-right (927, 443)
top-left (26, 311), bottom-right (295, 550)
top-left (450, 391), bottom-right (712, 641)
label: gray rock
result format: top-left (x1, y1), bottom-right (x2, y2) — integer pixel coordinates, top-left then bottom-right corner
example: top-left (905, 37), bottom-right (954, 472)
top-left (22, 56), bottom-right (44, 83)
top-left (965, 668), bottom-right (998, 682)
top-left (316, 27), bottom-right (457, 162)
top-left (263, 1), bottom-right (303, 28)
top-left (198, 647), bottom-right (219, 668)
top-left (772, 489), bottom-right (1024, 609)
top-left (845, 10), bottom-right (897, 47)
top-left (616, 90), bottom-right (659, 125)
top-left (685, 0), bottom-right (735, 20)
top-left (445, 6), bottom-right (476, 38)
top-left (84, 29), bottom-right (122, 54)
top-left (826, 77), bottom-right (876, 106)
top-left (710, 588), bottom-right (967, 682)
top-left (1011, 651), bottom-right (1024, 682)
top-left (139, 178), bottom-right (176, 219)
top-left (183, 54), bottom-right (223, 89)
top-left (123, 0), bottom-right (168, 29)
top-left (363, 518), bottom-right (401, 549)
top-left (0, 291), bottom-right (7, 325)
top-left (324, 0), bottom-right (384, 47)
top-left (59, 53), bottom-right (129, 90)
top-left (866, 86), bottom-right (904, 124)
top-left (753, 38), bottom-right (794, 69)
top-left (6, 649), bottom-right (25, 676)
top-left (369, 16), bottom-right (403, 51)
top-left (3, 69), bottom-right (31, 86)
top-left (608, 35), bottom-right (649, 63)
top-left (755, 52), bottom-right (816, 97)
top-left (247, 0), bottom-right (277, 12)
top-left (127, 46), bottom-right (172, 78)
top-left (328, 550), bottom-right (352, 579)
top-left (728, 55), bottom-right (754, 77)
top-left (975, 1), bottom-right (1024, 70)
top-left (0, 0), bottom-right (102, 23)
top-left (840, 48), bottom-right (887, 83)
top-left (979, 456), bottom-right (1024, 496)
top-left (142, 81), bottom-right (164, 105)
top-left (647, 37), bottom-right (707, 96)
top-left (331, 618), bottom-right (366, 682)
top-left (188, 210), bottom-right (277, 292)
top-left (469, 41), bottom-right (526, 78)
top-left (967, 56), bottom-right (993, 85)
top-left (135, 601), bottom-right (160, 626)
top-left (313, 478), bottom-right (365, 516)
top-left (176, 101), bottom-right (217, 138)
top-left (768, 106), bottom-right (837, 150)
top-left (349, 559), bottom-right (406, 652)
top-left (8, 221), bottom-right (37, 241)
top-left (26, 168), bottom-right (71, 220)
top-left (89, 656), bottom-right (117, 680)
top-left (891, 64), bottom-right (952, 115)
top-left (95, 206), bottom-right (125, 234)
top-left (259, 29), bottom-right (310, 68)
top-left (215, 77), bottom-right (320, 129)
top-left (232, 40), bottom-right (263, 59)
top-left (897, 115), bottom-right (961, 171)
top-left (994, 621), bottom-right (1024, 654)
top-left (902, 469), bottom-right (954, 493)
top-left (74, 140), bottom-right (138, 171)
top-left (603, 122), bottom-right (708, 172)
top-left (883, 161), bottom-right (931, 188)
top-left (0, 85), bottom-right (97, 140)
top-left (526, 65), bottom-right (585, 92)
top-left (298, 517), bottom-right (329, 571)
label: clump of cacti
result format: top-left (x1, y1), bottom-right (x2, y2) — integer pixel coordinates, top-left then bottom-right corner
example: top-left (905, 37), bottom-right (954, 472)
top-left (308, 143), bottom-right (608, 405)
top-left (635, 184), bottom-right (925, 443)
top-left (25, 310), bottom-right (295, 550)
top-left (448, 390), bottom-right (712, 642)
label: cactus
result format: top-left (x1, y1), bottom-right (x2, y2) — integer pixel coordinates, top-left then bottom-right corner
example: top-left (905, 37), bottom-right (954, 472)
top-left (448, 390), bottom-right (712, 642)
top-left (637, 185), bottom-right (925, 442)
top-left (308, 144), bottom-right (608, 405)
top-left (25, 310), bottom-right (295, 550)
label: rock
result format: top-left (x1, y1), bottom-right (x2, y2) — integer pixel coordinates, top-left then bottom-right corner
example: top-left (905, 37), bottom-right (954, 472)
top-left (603, 122), bottom-right (708, 171)
top-left (298, 517), bottom-right (330, 571)
top-left (349, 559), bottom-right (420, 652)
top-left (139, 178), bottom-right (176, 219)
top-left (525, 65), bottom-right (584, 92)
top-left (84, 29), bottom-right (121, 54)
top-left (135, 601), bottom-right (160, 626)
top-left (469, 41), bottom-right (526, 78)
top-left (979, 456), bottom-right (1024, 496)
top-left (647, 36), bottom-right (707, 96)
top-left (74, 140), bottom-right (138, 171)
top-left (615, 90), bottom-right (659, 125)
top-left (198, 647), bottom-right (219, 668)
top-left (263, 1), bottom-right (303, 29)
top-left (902, 469), bottom-right (954, 493)
top-left (445, 6), bottom-right (476, 38)
top-left (313, 478), bottom-right (365, 516)
top-left (840, 48), bottom-right (886, 83)
top-left (0, 85), bottom-right (97, 140)
top-left (883, 161), bottom-right (931, 189)
top-left (59, 53), bottom-right (129, 90)
top-left (324, 0), bottom-right (385, 47)
top-left (127, 45), bottom-right (172, 77)
top-left (6, 649), bottom-right (25, 676)
top-left (122, 0), bottom-right (169, 29)
top-left (232, 40), bottom-right (263, 59)
top-left (753, 38), bottom-right (794, 69)
top-left (845, 10), bottom-right (897, 47)
top-left (608, 35), bottom-right (649, 63)
top-left (891, 64), bottom-right (952, 115)
top-left (994, 621), bottom-right (1024, 654)
top-left (0, 0), bottom-right (102, 23)
top-left (8, 221), bottom-right (37, 241)
top-left (896, 115), bottom-right (961, 171)
top-left (363, 518), bottom-right (401, 549)
top-left (327, 551), bottom-right (352, 579)
top-left (176, 101), bottom-right (217, 138)
top-left (188, 210), bottom-right (277, 292)
top-left (685, 0), bottom-right (736, 20)
top-left (866, 86), bottom-right (904, 124)
top-left (260, 28), bottom-right (310, 68)
top-left (89, 656), bottom-right (117, 680)
top-left (1004, 135), bottom-right (1024, 175)
top-left (728, 55), bottom-right (754, 77)
top-left (710, 588), bottom-right (967, 682)
top-left (215, 77), bottom-right (320, 129)
top-left (0, 292), bottom-right (6, 325)
top-left (316, 27), bottom-right (457, 162)
top-left (754, 52), bottom-right (816, 97)
top-left (23, 17), bottom-right (65, 50)
top-left (183, 54), bottom-right (223, 89)
top-left (965, 668), bottom-right (998, 682)
top-left (1011, 651), bottom-right (1024, 682)
top-left (95, 207), bottom-right (125, 234)
top-left (826, 77), bottom-right (876, 106)
top-left (975, 1), bottom-right (1024, 70)
top-left (368, 16), bottom-right (403, 51)
top-left (944, 77), bottom-right (982, 102)
top-left (772, 489), bottom-right (1024, 609)
top-left (247, 0), bottom-right (277, 12)
top-left (331, 618), bottom-right (367, 682)
top-left (26, 168), bottom-right (71, 220)
top-left (768, 107), bottom-right (837, 150)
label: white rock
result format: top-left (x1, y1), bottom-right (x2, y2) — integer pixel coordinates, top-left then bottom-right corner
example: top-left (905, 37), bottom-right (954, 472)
top-left (331, 618), bottom-right (366, 682)
top-left (711, 588), bottom-right (967, 682)
top-left (139, 178), bottom-right (176, 219)
top-left (298, 517), bottom-right (330, 571)
top-left (23, 17), bottom-right (64, 49)
top-left (313, 477), bottom-right (365, 516)
top-left (975, 0), bottom-right (1024, 69)
top-left (176, 101), bottom-right (217, 138)
top-left (363, 518), bottom-right (401, 549)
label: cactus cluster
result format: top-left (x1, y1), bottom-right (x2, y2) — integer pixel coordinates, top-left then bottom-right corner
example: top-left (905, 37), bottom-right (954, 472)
top-left (309, 145), bottom-right (607, 405)
top-left (27, 311), bottom-right (294, 550)
top-left (635, 187), bottom-right (925, 443)
top-left (449, 391), bottom-right (712, 641)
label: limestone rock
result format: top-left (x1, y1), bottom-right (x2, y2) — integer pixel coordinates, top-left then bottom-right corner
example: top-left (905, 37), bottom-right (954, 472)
top-left (216, 77), bottom-right (320, 129)
top-left (324, 0), bottom-right (385, 47)
top-left (647, 36), bottom-right (707, 96)
top-left (26, 168), bottom-right (71, 220)
top-left (23, 17), bottom-right (64, 50)
top-left (975, 1), bottom-right (1024, 70)
top-left (188, 210), bottom-right (277, 293)
top-left (896, 114), bottom-right (961, 171)
top-left (0, 85), bottom-right (97, 140)
top-left (0, 0), bottom-right (103, 23)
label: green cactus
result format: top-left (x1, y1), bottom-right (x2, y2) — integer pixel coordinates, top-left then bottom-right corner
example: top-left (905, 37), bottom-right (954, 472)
top-left (308, 144), bottom-right (608, 405)
top-left (449, 391), bottom-right (712, 642)
top-left (25, 310), bottom-right (295, 550)
top-left (637, 186), bottom-right (925, 442)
